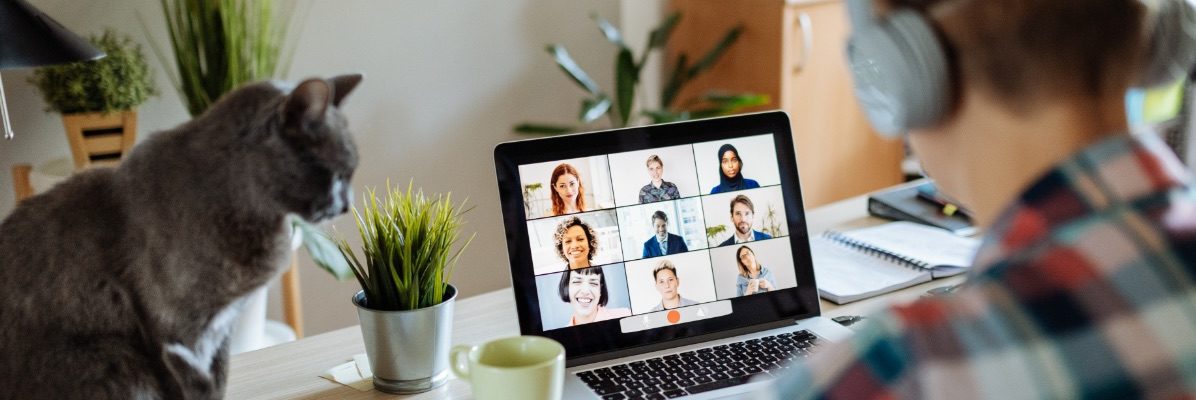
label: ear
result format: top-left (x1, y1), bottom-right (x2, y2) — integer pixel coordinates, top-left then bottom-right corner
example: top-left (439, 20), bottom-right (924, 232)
top-left (284, 78), bottom-right (331, 130)
top-left (329, 73), bottom-right (364, 107)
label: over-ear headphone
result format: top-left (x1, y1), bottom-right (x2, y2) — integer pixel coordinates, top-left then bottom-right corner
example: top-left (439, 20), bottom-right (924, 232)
top-left (846, 0), bottom-right (1196, 136)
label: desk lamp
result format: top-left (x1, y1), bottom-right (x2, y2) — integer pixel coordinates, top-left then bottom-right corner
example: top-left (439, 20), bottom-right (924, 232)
top-left (0, 0), bottom-right (105, 140)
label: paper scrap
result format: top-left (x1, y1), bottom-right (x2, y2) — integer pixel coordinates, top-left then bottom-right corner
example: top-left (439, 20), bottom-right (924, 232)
top-left (320, 355), bottom-right (374, 392)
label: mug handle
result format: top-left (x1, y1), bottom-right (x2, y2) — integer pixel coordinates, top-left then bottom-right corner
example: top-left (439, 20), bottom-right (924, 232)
top-left (449, 345), bottom-right (475, 381)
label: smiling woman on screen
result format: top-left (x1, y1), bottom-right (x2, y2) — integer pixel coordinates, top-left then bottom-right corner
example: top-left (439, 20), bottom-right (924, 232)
top-left (548, 163), bottom-right (586, 216)
top-left (558, 266), bottom-right (631, 326)
top-left (553, 216), bottom-right (598, 270)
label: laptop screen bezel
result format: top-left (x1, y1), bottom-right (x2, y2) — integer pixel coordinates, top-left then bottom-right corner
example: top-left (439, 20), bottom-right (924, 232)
top-left (493, 111), bottom-right (822, 364)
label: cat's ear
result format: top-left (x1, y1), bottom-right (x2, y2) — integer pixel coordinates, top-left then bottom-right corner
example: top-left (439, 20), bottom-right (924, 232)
top-left (330, 74), bottom-right (363, 107)
top-left (285, 78), bottom-right (331, 129)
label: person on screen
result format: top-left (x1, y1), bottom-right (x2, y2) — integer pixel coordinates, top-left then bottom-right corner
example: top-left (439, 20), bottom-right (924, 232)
top-left (554, 216), bottom-right (598, 270)
top-left (719, 195), bottom-right (772, 246)
top-left (639, 155), bottom-right (681, 203)
top-left (734, 246), bottom-right (775, 296)
top-left (764, 1), bottom-right (1196, 398)
top-left (642, 210), bottom-right (688, 258)
top-left (547, 163), bottom-right (586, 216)
top-left (709, 144), bottom-right (760, 194)
top-left (649, 259), bottom-right (698, 311)
top-left (558, 266), bottom-right (631, 326)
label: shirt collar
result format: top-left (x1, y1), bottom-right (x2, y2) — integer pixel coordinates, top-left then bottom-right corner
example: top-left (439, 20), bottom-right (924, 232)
top-left (972, 132), bottom-right (1191, 269)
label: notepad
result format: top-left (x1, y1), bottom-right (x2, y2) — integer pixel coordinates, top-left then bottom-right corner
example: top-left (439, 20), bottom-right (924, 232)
top-left (811, 221), bottom-right (981, 304)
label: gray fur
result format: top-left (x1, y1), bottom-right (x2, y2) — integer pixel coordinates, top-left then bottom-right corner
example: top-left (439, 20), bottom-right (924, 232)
top-left (0, 74), bottom-right (362, 399)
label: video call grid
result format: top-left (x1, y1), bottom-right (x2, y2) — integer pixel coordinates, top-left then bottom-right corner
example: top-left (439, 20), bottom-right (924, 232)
top-left (518, 137), bottom-right (798, 328)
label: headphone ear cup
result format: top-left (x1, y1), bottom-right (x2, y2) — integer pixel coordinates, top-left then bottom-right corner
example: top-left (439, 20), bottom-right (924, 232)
top-left (1139, 0), bottom-right (1196, 87)
top-left (846, 8), bottom-right (950, 136)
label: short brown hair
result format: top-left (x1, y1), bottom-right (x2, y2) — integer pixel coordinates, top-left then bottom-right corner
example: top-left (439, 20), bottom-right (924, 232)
top-left (729, 195), bottom-right (754, 214)
top-left (892, 0), bottom-right (1147, 111)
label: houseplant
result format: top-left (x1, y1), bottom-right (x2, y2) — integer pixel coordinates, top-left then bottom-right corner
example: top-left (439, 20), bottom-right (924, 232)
top-left (155, 0), bottom-right (297, 116)
top-left (318, 182), bottom-right (475, 394)
top-left (28, 28), bottom-right (157, 170)
top-left (515, 12), bottom-right (769, 134)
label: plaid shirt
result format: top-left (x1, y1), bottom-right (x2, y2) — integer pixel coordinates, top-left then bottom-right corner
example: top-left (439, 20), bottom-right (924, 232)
top-left (767, 133), bottom-right (1196, 399)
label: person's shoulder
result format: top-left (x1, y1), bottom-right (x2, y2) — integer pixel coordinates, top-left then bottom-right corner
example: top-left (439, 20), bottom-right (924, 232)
top-left (745, 179), bottom-right (760, 188)
top-left (607, 307), bottom-right (632, 318)
top-left (719, 236), bottom-right (734, 246)
top-left (756, 231), bottom-right (772, 240)
top-left (710, 185), bottom-right (723, 194)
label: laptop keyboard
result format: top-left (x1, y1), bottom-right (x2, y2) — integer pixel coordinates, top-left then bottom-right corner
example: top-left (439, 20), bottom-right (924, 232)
top-left (576, 330), bottom-right (822, 399)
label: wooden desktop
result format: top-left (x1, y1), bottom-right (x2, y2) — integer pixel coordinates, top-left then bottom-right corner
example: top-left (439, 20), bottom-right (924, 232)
top-left (227, 183), bottom-right (967, 399)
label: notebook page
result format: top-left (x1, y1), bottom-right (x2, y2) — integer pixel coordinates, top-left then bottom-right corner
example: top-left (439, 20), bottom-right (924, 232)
top-left (810, 236), bottom-right (932, 303)
top-left (841, 221), bottom-right (980, 268)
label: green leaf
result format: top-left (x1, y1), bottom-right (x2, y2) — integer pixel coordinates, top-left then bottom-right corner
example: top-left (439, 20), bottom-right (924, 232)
top-left (646, 12), bottom-right (681, 51)
top-left (615, 48), bottom-right (637, 127)
top-left (293, 218), bottom-right (353, 281)
top-left (546, 44), bottom-right (601, 95)
top-left (661, 53), bottom-right (689, 108)
top-left (701, 92), bottom-right (772, 110)
top-left (592, 13), bottom-right (626, 48)
top-left (514, 123), bottom-right (575, 135)
top-left (580, 95), bottom-right (612, 123)
top-left (641, 109), bottom-right (689, 124)
top-left (687, 24), bottom-right (743, 79)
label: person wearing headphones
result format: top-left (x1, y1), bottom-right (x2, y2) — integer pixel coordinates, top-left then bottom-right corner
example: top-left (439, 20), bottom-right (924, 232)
top-left (768, 0), bottom-right (1196, 398)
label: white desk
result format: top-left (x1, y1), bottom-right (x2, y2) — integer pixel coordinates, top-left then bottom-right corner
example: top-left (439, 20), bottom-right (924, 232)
top-left (227, 188), bottom-right (966, 399)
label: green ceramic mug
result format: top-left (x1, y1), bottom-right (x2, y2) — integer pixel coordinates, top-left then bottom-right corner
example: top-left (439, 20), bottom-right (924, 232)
top-left (449, 336), bottom-right (565, 400)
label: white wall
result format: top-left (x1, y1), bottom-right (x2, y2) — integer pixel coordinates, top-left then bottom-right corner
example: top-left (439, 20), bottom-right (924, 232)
top-left (0, 0), bottom-right (672, 337)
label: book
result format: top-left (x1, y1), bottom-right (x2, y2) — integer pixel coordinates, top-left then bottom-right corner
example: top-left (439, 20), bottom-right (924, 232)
top-left (867, 181), bottom-right (976, 236)
top-left (811, 221), bottom-right (981, 304)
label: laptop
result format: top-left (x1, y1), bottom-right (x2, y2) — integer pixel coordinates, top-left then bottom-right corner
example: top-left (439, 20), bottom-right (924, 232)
top-left (493, 111), bottom-right (853, 399)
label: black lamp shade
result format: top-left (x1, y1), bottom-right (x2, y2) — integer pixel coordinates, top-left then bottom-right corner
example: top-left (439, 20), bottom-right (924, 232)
top-left (0, 0), bottom-right (105, 69)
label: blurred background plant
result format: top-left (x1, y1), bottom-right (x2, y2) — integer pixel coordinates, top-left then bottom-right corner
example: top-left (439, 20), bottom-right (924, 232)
top-left (514, 12), bottom-right (770, 135)
top-left (29, 28), bottom-right (157, 114)
top-left (151, 0), bottom-right (299, 117)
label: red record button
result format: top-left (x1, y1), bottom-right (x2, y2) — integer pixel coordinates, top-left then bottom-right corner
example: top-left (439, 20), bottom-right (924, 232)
top-left (667, 310), bottom-right (681, 324)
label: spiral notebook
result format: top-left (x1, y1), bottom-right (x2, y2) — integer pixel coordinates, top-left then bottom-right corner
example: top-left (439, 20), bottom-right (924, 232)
top-left (811, 221), bottom-right (981, 304)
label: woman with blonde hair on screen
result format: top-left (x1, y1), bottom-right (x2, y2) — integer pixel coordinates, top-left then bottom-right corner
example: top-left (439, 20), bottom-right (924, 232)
top-left (649, 259), bottom-right (698, 311)
top-left (547, 163), bottom-right (586, 216)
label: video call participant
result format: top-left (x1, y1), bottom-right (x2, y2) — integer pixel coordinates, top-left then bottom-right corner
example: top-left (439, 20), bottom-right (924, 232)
top-left (734, 246), bottom-right (775, 296)
top-left (649, 259), bottom-right (698, 312)
top-left (719, 195), bottom-right (772, 246)
top-left (639, 155), bottom-right (681, 203)
top-left (558, 266), bottom-right (631, 326)
top-left (548, 163), bottom-right (586, 216)
top-left (769, 0), bottom-right (1196, 398)
top-left (553, 216), bottom-right (598, 270)
top-left (642, 210), bottom-right (688, 258)
top-left (709, 144), bottom-right (760, 194)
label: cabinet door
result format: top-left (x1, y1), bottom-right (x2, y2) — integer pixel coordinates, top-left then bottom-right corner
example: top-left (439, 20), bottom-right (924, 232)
top-left (783, 1), bottom-right (903, 208)
top-left (668, 0), bottom-right (903, 208)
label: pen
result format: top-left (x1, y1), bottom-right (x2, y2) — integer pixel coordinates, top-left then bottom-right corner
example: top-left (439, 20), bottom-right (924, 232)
top-left (916, 188), bottom-right (972, 218)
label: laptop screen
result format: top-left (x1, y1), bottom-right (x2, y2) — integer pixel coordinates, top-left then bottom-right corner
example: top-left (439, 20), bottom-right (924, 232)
top-left (494, 112), bottom-right (821, 365)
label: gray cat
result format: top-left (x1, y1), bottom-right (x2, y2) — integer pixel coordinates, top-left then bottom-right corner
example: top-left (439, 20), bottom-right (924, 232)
top-left (0, 74), bottom-right (362, 399)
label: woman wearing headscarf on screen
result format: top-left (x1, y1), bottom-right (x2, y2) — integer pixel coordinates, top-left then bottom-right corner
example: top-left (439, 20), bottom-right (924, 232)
top-left (710, 144), bottom-right (760, 194)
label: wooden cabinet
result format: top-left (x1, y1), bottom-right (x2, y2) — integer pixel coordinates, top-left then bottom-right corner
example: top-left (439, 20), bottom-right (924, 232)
top-left (668, 0), bottom-right (904, 208)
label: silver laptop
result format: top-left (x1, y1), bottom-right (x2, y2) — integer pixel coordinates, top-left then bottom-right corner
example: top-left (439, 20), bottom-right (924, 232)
top-left (493, 111), bottom-right (853, 399)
